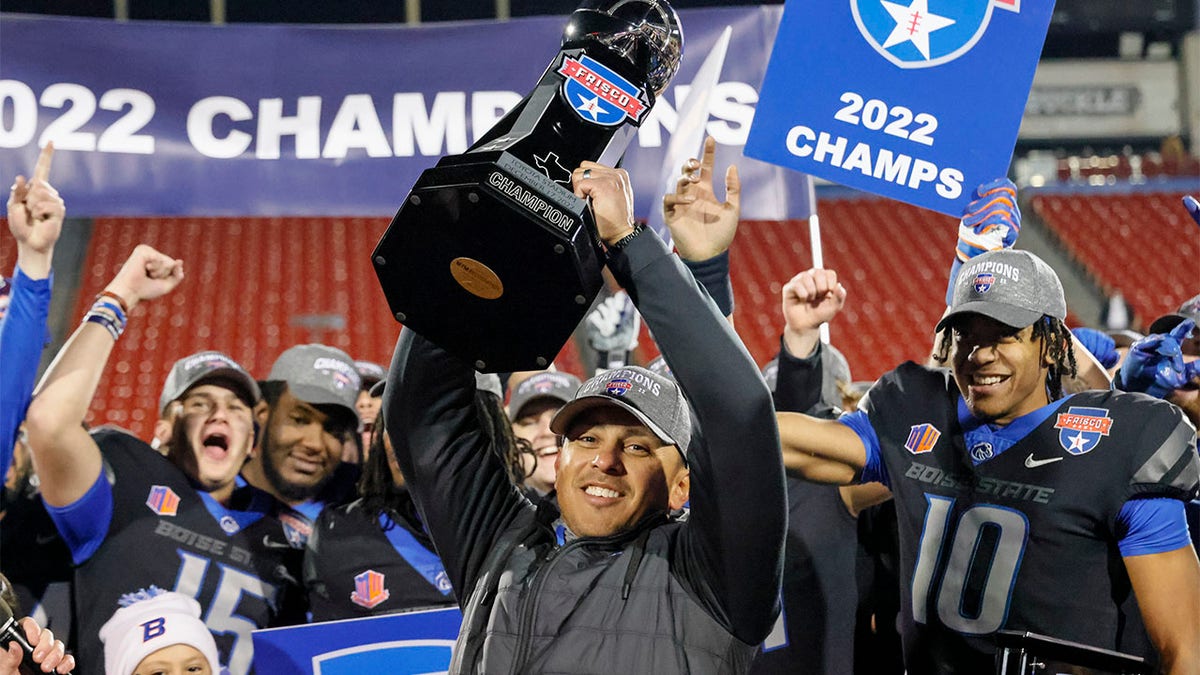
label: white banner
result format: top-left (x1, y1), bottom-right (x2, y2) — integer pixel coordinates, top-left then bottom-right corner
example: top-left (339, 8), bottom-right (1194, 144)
top-left (1019, 59), bottom-right (1181, 140)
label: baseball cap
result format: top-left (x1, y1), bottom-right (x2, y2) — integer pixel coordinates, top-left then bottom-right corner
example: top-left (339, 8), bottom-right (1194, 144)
top-left (646, 356), bottom-right (673, 379)
top-left (508, 371), bottom-right (582, 419)
top-left (99, 588), bottom-right (220, 675)
top-left (1148, 294), bottom-right (1200, 335)
top-left (159, 351), bottom-right (261, 415)
top-left (936, 249), bottom-right (1066, 333)
top-left (355, 360), bottom-right (387, 390)
top-left (267, 344), bottom-right (361, 421)
top-left (550, 366), bottom-right (691, 462)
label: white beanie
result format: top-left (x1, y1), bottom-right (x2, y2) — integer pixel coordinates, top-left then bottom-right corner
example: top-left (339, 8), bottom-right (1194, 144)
top-left (99, 588), bottom-right (221, 675)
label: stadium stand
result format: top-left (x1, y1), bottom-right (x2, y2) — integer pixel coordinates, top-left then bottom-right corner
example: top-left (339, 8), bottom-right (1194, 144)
top-left (5, 175), bottom-right (1193, 436)
top-left (631, 198), bottom-right (960, 382)
top-left (1031, 190), bottom-right (1200, 328)
top-left (2, 215), bottom-right (580, 440)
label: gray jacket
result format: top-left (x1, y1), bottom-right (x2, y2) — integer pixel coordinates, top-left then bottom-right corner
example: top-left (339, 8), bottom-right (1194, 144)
top-left (386, 231), bottom-right (787, 674)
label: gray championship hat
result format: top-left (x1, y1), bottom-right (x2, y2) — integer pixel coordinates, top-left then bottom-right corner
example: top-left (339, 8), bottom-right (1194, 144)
top-left (159, 351), bottom-right (261, 415)
top-left (936, 249), bottom-right (1066, 333)
top-left (267, 344), bottom-right (361, 420)
top-left (646, 356), bottom-right (673, 379)
top-left (550, 366), bottom-right (691, 462)
top-left (508, 371), bottom-right (582, 418)
top-left (1148, 294), bottom-right (1200, 335)
top-left (354, 360), bottom-right (387, 390)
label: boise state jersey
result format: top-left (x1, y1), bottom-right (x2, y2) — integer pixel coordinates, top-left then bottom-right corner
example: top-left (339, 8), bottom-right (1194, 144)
top-left (72, 430), bottom-right (304, 675)
top-left (303, 497), bottom-right (455, 622)
top-left (855, 363), bottom-right (1198, 674)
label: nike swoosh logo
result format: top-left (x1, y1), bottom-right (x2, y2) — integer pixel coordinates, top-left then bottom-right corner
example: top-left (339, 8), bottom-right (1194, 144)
top-left (1024, 454), bottom-right (1063, 469)
top-left (35, 533), bottom-right (59, 546)
top-left (261, 535), bottom-right (296, 550)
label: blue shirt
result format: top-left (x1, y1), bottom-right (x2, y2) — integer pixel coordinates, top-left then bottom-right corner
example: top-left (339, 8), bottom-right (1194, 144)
top-left (0, 267), bottom-right (52, 480)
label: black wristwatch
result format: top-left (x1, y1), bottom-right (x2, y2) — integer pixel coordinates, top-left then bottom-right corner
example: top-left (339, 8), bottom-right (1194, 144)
top-left (607, 223), bottom-right (644, 255)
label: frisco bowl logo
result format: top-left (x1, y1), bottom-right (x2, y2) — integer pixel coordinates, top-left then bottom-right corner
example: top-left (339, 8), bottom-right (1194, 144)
top-left (558, 54), bottom-right (649, 127)
top-left (1054, 406), bottom-right (1112, 455)
top-left (280, 512), bottom-right (313, 548)
top-left (606, 379), bottom-right (633, 397)
top-left (973, 272), bottom-right (994, 293)
top-left (851, 0), bottom-right (1020, 69)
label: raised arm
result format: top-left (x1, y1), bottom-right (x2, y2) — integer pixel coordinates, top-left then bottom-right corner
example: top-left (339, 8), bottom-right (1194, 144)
top-left (24, 245), bottom-right (184, 507)
top-left (575, 161), bottom-right (785, 644)
top-left (662, 135), bottom-right (740, 323)
top-left (383, 329), bottom-right (530, 598)
top-left (777, 412), bottom-right (868, 485)
top-left (1, 143), bottom-right (63, 477)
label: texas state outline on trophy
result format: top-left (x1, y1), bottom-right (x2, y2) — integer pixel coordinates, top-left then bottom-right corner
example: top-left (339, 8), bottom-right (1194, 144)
top-left (373, 0), bottom-right (683, 373)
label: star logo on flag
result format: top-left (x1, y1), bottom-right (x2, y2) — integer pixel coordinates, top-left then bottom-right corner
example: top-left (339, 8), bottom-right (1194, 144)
top-left (880, 0), bottom-right (956, 60)
top-left (576, 94), bottom-right (605, 122)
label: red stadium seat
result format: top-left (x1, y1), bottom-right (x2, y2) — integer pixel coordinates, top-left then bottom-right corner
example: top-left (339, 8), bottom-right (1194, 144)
top-left (1030, 191), bottom-right (1199, 331)
top-left (727, 198), bottom-right (958, 383)
top-left (69, 217), bottom-right (584, 440)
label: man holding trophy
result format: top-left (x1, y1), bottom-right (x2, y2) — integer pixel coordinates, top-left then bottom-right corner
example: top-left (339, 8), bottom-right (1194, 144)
top-left (378, 2), bottom-right (787, 672)
top-left (374, 0), bottom-right (682, 374)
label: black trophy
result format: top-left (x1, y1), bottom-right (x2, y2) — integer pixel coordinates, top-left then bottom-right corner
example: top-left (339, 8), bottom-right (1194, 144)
top-left (372, 0), bottom-right (682, 373)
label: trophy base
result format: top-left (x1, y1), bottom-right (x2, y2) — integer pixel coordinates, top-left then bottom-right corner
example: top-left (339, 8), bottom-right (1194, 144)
top-left (373, 152), bottom-right (605, 373)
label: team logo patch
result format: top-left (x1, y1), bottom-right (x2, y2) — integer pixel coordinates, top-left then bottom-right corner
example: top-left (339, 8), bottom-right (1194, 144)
top-left (219, 515), bottom-right (240, 534)
top-left (904, 423), bottom-right (941, 454)
top-left (973, 272), bottom-right (994, 293)
top-left (606, 379), bottom-right (633, 397)
top-left (435, 571), bottom-right (453, 594)
top-left (852, 0), bottom-right (1020, 69)
top-left (313, 356), bottom-right (362, 391)
top-left (279, 512), bottom-right (313, 549)
top-left (558, 54), bottom-right (649, 127)
top-left (145, 485), bottom-right (181, 516)
top-left (1054, 406), bottom-right (1112, 455)
top-left (351, 570), bottom-right (391, 609)
top-left (969, 441), bottom-right (994, 462)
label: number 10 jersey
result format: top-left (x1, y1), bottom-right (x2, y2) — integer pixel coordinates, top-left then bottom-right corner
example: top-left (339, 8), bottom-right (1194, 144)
top-left (843, 363), bottom-right (1198, 674)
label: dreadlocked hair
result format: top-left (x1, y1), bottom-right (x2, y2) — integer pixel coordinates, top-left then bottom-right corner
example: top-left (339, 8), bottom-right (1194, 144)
top-left (358, 415), bottom-right (407, 524)
top-left (1034, 316), bottom-right (1076, 400)
top-left (475, 389), bottom-right (532, 487)
top-left (933, 315), bottom-right (1076, 401)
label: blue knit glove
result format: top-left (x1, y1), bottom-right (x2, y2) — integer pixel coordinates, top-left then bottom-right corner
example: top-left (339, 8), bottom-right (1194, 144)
top-left (1071, 327), bottom-right (1119, 369)
top-left (946, 178), bottom-right (1021, 306)
top-left (1118, 319), bottom-right (1199, 399)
